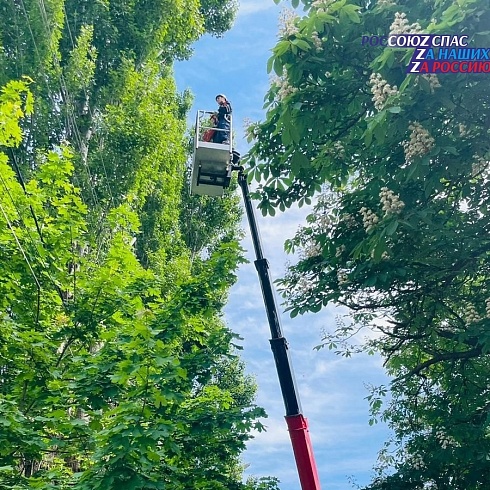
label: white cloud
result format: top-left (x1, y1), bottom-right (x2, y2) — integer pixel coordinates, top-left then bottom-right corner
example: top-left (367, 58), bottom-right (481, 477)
top-left (238, 0), bottom-right (278, 17)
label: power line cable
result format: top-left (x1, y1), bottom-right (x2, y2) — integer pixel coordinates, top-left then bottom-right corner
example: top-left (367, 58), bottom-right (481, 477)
top-left (0, 199), bottom-right (41, 323)
top-left (60, 1), bottom-right (115, 206)
top-left (18, 0), bottom-right (99, 207)
top-left (15, 0), bottom-right (120, 266)
top-left (0, 170), bottom-right (71, 307)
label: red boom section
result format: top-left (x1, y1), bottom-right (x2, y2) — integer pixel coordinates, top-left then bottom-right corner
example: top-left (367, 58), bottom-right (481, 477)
top-left (286, 414), bottom-right (321, 490)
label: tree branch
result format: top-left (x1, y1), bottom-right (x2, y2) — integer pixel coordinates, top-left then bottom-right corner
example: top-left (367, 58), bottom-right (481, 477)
top-left (395, 347), bottom-right (483, 382)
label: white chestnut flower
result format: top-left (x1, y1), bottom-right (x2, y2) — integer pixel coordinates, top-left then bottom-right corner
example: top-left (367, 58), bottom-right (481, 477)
top-left (278, 8), bottom-right (299, 38)
top-left (360, 207), bottom-right (379, 233)
top-left (337, 270), bottom-right (349, 285)
top-left (401, 122), bottom-right (435, 162)
top-left (463, 304), bottom-right (481, 324)
top-left (301, 241), bottom-right (322, 259)
top-left (471, 154), bottom-right (489, 177)
top-left (369, 73), bottom-right (398, 111)
top-left (379, 187), bottom-right (405, 215)
top-left (420, 73), bottom-right (441, 92)
top-left (485, 297), bottom-right (490, 318)
top-left (389, 12), bottom-right (422, 36)
top-left (270, 73), bottom-right (297, 101)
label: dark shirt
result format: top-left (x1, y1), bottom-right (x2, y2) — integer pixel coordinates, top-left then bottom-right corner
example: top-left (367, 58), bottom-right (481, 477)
top-left (217, 101), bottom-right (232, 124)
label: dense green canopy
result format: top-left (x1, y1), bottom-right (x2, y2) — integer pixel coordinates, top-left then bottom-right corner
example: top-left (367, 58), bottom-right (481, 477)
top-left (247, 0), bottom-right (490, 487)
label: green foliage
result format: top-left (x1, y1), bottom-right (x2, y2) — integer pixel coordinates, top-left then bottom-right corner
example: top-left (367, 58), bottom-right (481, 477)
top-left (179, 176), bottom-right (243, 261)
top-left (0, 0), bottom-right (273, 487)
top-left (64, 25), bottom-right (97, 96)
top-left (0, 87), bottom-right (269, 488)
top-left (244, 476), bottom-right (281, 490)
top-left (248, 0), bottom-right (490, 487)
top-left (89, 60), bottom-right (190, 270)
top-left (200, 0), bottom-right (240, 37)
top-left (0, 0), bottom-right (238, 179)
top-left (0, 80), bottom-right (34, 146)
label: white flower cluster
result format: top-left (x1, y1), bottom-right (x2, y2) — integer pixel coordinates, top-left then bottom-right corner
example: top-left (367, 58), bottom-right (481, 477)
top-left (471, 154), bottom-right (489, 178)
top-left (270, 74), bottom-right (297, 101)
top-left (323, 141), bottom-right (346, 159)
top-left (279, 8), bottom-right (299, 37)
top-left (402, 122), bottom-right (435, 162)
top-left (311, 31), bottom-right (323, 52)
top-left (377, 0), bottom-right (395, 7)
top-left (463, 304), bottom-right (481, 324)
top-left (341, 213), bottom-right (357, 228)
top-left (335, 244), bottom-right (346, 258)
top-left (333, 141), bottom-right (346, 158)
top-left (459, 123), bottom-right (468, 136)
top-left (360, 207), bottom-right (379, 232)
top-left (301, 240), bottom-right (322, 259)
top-left (316, 213), bottom-right (331, 232)
top-left (380, 187), bottom-right (405, 215)
top-left (311, 0), bottom-right (336, 11)
top-left (296, 276), bottom-right (314, 294)
top-left (421, 73), bottom-right (441, 91)
top-left (369, 73), bottom-right (398, 111)
top-left (389, 12), bottom-right (422, 36)
top-left (337, 269), bottom-right (349, 285)
top-left (413, 485), bottom-right (437, 490)
top-left (410, 452), bottom-right (426, 470)
top-left (486, 298), bottom-right (490, 318)
top-left (435, 430), bottom-right (459, 449)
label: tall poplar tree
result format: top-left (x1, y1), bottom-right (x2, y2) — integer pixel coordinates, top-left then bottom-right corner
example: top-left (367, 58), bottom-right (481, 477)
top-left (0, 1), bottom-right (279, 489)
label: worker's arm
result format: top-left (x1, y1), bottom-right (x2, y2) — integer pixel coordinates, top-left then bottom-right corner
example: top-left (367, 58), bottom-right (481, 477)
top-left (218, 102), bottom-right (232, 116)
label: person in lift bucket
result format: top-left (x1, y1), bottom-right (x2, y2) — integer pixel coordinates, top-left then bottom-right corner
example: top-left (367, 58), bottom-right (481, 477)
top-left (213, 94), bottom-right (232, 144)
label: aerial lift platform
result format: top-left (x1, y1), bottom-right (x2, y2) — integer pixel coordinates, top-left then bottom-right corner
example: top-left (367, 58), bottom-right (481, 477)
top-left (190, 110), bottom-right (233, 196)
top-left (189, 109), bottom-right (321, 490)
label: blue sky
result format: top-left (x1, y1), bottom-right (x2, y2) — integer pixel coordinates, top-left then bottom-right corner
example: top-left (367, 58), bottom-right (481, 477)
top-left (174, 2), bottom-right (392, 488)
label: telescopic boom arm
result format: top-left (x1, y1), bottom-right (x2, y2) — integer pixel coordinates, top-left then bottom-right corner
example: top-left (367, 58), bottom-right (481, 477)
top-left (236, 168), bottom-right (321, 490)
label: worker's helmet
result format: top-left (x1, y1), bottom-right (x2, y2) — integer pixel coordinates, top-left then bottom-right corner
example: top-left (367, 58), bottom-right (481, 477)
top-left (215, 94), bottom-right (227, 100)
